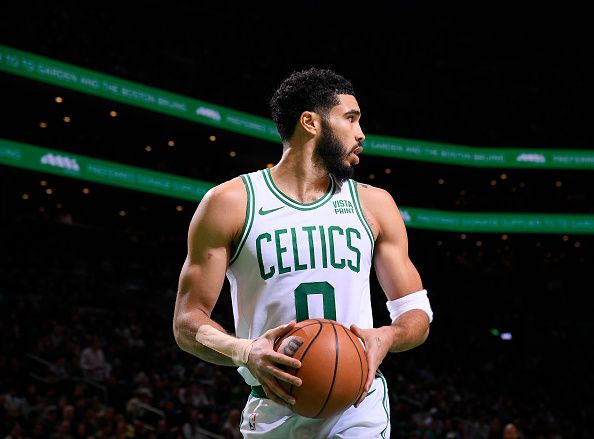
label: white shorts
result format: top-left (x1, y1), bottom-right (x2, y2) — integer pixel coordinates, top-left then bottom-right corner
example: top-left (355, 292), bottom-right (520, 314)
top-left (239, 375), bottom-right (390, 438)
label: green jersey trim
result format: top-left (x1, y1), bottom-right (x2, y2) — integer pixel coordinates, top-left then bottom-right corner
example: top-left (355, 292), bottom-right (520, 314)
top-left (348, 180), bottom-right (375, 252)
top-left (230, 174), bottom-right (255, 265)
top-left (261, 168), bottom-right (335, 211)
top-left (379, 374), bottom-right (390, 438)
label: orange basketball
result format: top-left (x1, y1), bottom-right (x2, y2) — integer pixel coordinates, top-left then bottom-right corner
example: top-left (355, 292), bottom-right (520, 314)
top-left (273, 318), bottom-right (368, 419)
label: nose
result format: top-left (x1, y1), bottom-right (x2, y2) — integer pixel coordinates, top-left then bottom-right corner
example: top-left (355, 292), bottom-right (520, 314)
top-left (356, 129), bottom-right (365, 143)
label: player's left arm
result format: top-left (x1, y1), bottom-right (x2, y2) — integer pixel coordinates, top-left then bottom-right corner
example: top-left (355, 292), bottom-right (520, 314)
top-left (350, 183), bottom-right (432, 406)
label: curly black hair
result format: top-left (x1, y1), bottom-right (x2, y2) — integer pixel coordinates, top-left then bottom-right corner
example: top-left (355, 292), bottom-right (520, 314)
top-left (269, 67), bottom-right (355, 142)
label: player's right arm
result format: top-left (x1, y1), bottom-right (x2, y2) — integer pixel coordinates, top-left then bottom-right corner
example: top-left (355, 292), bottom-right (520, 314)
top-left (172, 178), bottom-right (301, 406)
top-left (173, 178), bottom-right (244, 365)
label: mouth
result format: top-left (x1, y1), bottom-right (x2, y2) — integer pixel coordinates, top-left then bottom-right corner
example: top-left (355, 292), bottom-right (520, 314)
top-left (350, 145), bottom-right (363, 165)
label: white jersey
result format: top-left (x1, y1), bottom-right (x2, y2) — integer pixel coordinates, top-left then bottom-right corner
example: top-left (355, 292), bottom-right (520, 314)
top-left (226, 168), bottom-right (375, 385)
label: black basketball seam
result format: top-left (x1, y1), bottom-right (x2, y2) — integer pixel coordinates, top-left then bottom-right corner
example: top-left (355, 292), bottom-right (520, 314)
top-left (272, 321), bottom-right (323, 351)
top-left (314, 321), bottom-right (339, 418)
top-left (342, 326), bottom-right (365, 403)
top-left (288, 320), bottom-right (323, 397)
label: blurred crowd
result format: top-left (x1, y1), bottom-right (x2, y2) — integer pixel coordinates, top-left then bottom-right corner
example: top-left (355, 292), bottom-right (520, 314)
top-left (2, 5), bottom-right (593, 438)
top-left (1, 211), bottom-right (592, 439)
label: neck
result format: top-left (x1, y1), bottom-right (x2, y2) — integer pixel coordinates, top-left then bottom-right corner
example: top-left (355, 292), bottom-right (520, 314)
top-left (270, 141), bottom-right (330, 204)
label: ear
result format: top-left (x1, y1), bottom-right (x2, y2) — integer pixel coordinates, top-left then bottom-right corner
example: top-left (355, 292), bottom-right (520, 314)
top-left (299, 111), bottom-right (321, 136)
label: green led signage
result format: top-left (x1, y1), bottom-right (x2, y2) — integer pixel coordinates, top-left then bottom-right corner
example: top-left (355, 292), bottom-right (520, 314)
top-left (2, 139), bottom-right (593, 234)
top-left (2, 44), bottom-right (593, 170)
top-left (0, 139), bottom-right (213, 201)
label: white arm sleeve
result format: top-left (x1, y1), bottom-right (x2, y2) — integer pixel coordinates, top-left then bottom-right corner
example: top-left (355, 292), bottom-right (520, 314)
top-left (386, 289), bottom-right (433, 323)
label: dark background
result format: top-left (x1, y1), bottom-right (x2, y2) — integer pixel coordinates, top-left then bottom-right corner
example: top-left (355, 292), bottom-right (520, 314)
top-left (1, 2), bottom-right (593, 438)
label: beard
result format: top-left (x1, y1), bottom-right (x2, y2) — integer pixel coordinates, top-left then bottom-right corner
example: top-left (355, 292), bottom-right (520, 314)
top-left (313, 120), bottom-right (357, 182)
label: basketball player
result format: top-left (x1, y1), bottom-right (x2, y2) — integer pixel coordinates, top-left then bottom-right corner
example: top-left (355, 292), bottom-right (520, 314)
top-left (173, 68), bottom-right (433, 438)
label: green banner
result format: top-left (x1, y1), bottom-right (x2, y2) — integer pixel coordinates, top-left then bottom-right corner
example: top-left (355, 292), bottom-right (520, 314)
top-left (364, 135), bottom-right (594, 169)
top-left (398, 207), bottom-right (594, 234)
top-left (0, 45), bottom-right (279, 142)
top-left (2, 44), bottom-right (593, 170)
top-left (2, 138), bottom-right (593, 234)
top-left (0, 139), bottom-right (214, 201)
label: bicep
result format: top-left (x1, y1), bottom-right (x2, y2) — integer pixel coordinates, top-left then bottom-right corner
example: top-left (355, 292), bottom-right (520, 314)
top-left (175, 184), bottom-right (244, 319)
top-left (177, 249), bottom-right (229, 319)
top-left (369, 190), bottom-right (423, 300)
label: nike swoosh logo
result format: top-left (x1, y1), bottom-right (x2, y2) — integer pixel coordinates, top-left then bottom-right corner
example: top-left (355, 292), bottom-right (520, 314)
top-left (258, 206), bottom-right (284, 215)
top-left (366, 389), bottom-right (376, 397)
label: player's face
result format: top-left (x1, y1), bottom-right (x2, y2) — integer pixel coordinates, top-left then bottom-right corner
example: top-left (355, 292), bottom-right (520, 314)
top-left (313, 95), bottom-right (365, 182)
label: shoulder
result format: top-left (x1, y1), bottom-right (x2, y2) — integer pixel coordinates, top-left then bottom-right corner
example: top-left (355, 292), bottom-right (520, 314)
top-left (201, 176), bottom-right (247, 208)
top-left (189, 176), bottom-right (248, 242)
top-left (352, 180), bottom-right (395, 206)
top-left (350, 180), bottom-right (403, 240)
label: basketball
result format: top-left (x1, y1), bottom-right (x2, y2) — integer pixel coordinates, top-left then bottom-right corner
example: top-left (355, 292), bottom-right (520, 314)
top-left (273, 318), bottom-right (368, 419)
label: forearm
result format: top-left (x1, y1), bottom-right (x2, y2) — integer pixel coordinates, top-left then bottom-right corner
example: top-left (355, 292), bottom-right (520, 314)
top-left (173, 311), bottom-right (236, 366)
top-left (381, 309), bottom-right (430, 353)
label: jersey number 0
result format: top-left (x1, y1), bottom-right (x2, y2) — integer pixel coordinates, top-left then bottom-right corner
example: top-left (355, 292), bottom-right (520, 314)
top-left (294, 281), bottom-right (336, 322)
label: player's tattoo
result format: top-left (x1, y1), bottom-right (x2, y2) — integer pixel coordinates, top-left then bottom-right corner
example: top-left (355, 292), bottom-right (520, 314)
top-left (358, 183), bottom-right (369, 188)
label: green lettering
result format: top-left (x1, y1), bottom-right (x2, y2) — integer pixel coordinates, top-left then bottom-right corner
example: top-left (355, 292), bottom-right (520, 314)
top-left (274, 229), bottom-right (291, 274)
top-left (346, 227), bottom-right (361, 272)
top-left (256, 233), bottom-right (274, 279)
top-left (291, 227), bottom-right (307, 271)
top-left (302, 225), bottom-right (317, 269)
top-left (328, 226), bottom-right (346, 269)
top-left (319, 225), bottom-right (328, 268)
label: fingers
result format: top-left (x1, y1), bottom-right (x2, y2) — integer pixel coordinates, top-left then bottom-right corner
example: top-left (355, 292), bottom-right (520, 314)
top-left (363, 365), bottom-right (375, 391)
top-left (265, 320), bottom-right (296, 340)
top-left (350, 324), bottom-right (376, 408)
top-left (269, 351), bottom-right (301, 369)
top-left (354, 389), bottom-right (367, 408)
top-left (263, 362), bottom-right (302, 387)
top-left (354, 368), bottom-right (373, 408)
top-left (354, 366), bottom-right (376, 408)
top-left (250, 321), bottom-right (305, 407)
top-left (260, 377), bottom-right (296, 407)
top-left (350, 324), bottom-right (363, 339)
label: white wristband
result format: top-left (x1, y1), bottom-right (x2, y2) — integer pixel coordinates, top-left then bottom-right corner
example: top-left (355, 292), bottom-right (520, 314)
top-left (386, 289), bottom-right (433, 323)
top-left (195, 325), bottom-right (254, 366)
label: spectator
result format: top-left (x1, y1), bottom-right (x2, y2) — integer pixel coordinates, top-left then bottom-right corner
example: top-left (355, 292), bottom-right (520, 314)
top-left (221, 409), bottom-right (242, 439)
top-left (179, 383), bottom-right (210, 408)
top-left (3, 422), bottom-right (24, 439)
top-left (79, 337), bottom-right (112, 382)
top-left (61, 404), bottom-right (75, 423)
top-left (50, 420), bottom-right (74, 439)
top-left (503, 422), bottom-right (522, 439)
top-left (1, 387), bottom-right (29, 420)
top-left (40, 405), bottom-right (59, 434)
top-left (126, 387), bottom-right (154, 423)
top-left (49, 356), bottom-right (70, 382)
top-left (181, 408), bottom-right (208, 439)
